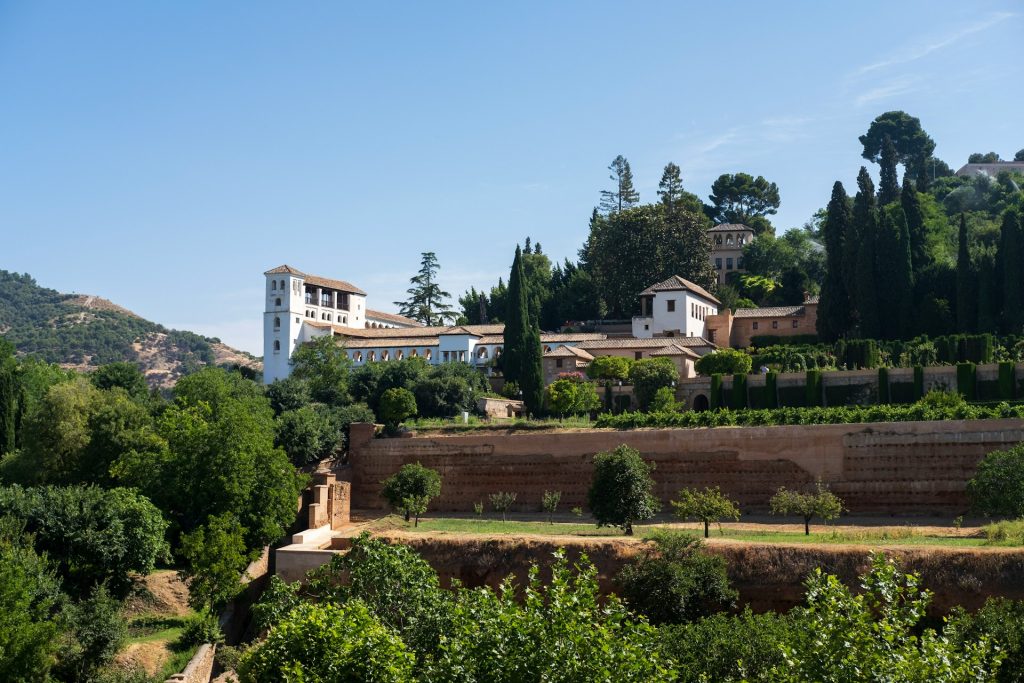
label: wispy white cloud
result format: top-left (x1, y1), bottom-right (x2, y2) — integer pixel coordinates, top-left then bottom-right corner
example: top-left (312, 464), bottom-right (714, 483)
top-left (852, 11), bottom-right (1014, 76)
top-left (855, 77), bottom-right (920, 107)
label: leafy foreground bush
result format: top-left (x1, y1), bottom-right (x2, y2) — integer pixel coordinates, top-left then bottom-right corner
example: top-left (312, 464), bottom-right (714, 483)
top-left (596, 401), bottom-right (1024, 430)
top-left (968, 443), bottom-right (1024, 518)
top-left (244, 533), bottom-right (675, 682)
top-left (244, 535), bottom-right (1006, 682)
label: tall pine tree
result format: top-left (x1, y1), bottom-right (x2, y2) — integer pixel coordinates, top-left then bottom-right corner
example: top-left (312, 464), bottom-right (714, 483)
top-left (599, 155), bottom-right (640, 214)
top-left (956, 214), bottom-right (974, 333)
top-left (878, 135), bottom-right (900, 206)
top-left (852, 168), bottom-right (881, 339)
top-left (1001, 208), bottom-right (1024, 334)
top-left (975, 249), bottom-right (1000, 333)
top-left (502, 246), bottom-right (544, 415)
top-left (817, 181), bottom-right (853, 341)
top-left (394, 252), bottom-right (455, 326)
top-left (657, 163), bottom-right (684, 212)
top-left (900, 177), bottom-right (928, 275)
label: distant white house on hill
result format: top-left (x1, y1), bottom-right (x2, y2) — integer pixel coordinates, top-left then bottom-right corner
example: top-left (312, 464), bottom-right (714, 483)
top-left (955, 161), bottom-right (1024, 178)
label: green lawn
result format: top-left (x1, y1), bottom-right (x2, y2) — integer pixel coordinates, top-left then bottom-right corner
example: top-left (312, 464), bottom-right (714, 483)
top-left (372, 516), bottom-right (1011, 548)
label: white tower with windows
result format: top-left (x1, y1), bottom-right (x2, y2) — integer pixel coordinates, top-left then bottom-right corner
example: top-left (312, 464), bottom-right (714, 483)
top-left (263, 266), bottom-right (306, 384)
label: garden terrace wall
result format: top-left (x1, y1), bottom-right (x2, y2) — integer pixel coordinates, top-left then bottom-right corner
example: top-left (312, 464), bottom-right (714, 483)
top-left (369, 532), bottom-right (1024, 615)
top-left (347, 419), bottom-right (1024, 516)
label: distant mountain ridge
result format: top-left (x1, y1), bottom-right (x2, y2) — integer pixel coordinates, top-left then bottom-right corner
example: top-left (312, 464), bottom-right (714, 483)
top-left (0, 270), bottom-right (260, 387)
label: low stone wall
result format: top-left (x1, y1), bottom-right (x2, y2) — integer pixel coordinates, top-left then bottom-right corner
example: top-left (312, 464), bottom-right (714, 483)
top-left (349, 418), bottom-right (1024, 515)
top-left (164, 644), bottom-right (215, 683)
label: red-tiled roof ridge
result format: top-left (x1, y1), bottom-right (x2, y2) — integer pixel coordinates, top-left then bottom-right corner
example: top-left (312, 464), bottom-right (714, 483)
top-left (262, 265), bottom-right (367, 295)
top-left (639, 275), bottom-right (721, 304)
top-left (264, 264), bottom-right (305, 275)
top-left (365, 309), bottom-right (423, 326)
top-left (708, 223), bottom-right (754, 232)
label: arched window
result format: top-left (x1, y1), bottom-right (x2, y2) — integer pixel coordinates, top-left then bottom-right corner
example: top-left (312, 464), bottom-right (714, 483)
top-left (381, 350), bottom-right (390, 361)
top-left (477, 347), bottom-right (489, 359)
top-left (271, 280), bottom-right (277, 290)
top-left (273, 340), bottom-right (281, 352)
top-left (424, 349), bottom-right (432, 360)
top-left (726, 234), bottom-right (734, 245)
top-left (273, 316), bottom-right (281, 330)
top-left (368, 351), bottom-right (376, 362)
top-left (275, 298), bottom-right (281, 307)
top-left (410, 349), bottom-right (419, 357)
top-left (396, 350), bottom-right (404, 360)
top-left (280, 279), bottom-right (285, 290)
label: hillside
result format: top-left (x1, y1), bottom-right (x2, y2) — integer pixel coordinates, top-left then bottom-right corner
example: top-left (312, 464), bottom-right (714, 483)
top-left (0, 270), bottom-right (260, 387)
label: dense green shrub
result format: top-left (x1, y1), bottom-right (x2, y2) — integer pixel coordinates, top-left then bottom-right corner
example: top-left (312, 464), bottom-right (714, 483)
top-left (805, 370), bottom-right (823, 406)
top-left (379, 387), bottom-right (417, 430)
top-left (695, 349), bottom-right (752, 376)
top-left (749, 334), bottom-right (820, 347)
top-left (836, 339), bottom-right (880, 369)
top-left (629, 358), bottom-right (679, 411)
top-left (710, 374), bottom-right (723, 409)
top-left (380, 463), bottom-right (442, 526)
top-left (967, 443), bottom-right (1024, 518)
top-left (878, 368), bottom-right (890, 403)
top-left (999, 362), bottom-right (1017, 400)
top-left (730, 373), bottom-right (748, 410)
top-left (616, 531), bottom-right (737, 625)
top-left (765, 371), bottom-right (778, 408)
top-left (594, 401), bottom-right (1024, 430)
top-left (948, 598), bottom-right (1024, 683)
top-left (957, 363), bottom-right (977, 400)
top-left (544, 377), bottom-right (601, 416)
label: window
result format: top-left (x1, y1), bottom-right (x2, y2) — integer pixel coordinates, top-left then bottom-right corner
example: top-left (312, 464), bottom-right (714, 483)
top-left (273, 340), bottom-right (281, 353)
top-left (667, 299), bottom-right (675, 312)
top-left (271, 280), bottom-right (277, 290)
top-left (726, 258), bottom-right (733, 270)
top-left (772, 320), bottom-right (778, 329)
top-left (556, 359), bottom-right (563, 368)
top-left (738, 236), bottom-right (745, 246)
top-left (715, 258), bottom-right (722, 269)
top-left (295, 317), bottom-right (299, 323)
top-left (753, 321), bottom-right (759, 330)
top-left (737, 257), bottom-right (744, 269)
top-left (792, 320), bottom-right (799, 328)
top-left (635, 351), bottom-right (643, 360)
top-left (275, 297), bottom-right (282, 306)
top-left (273, 316), bottom-right (280, 330)
top-left (726, 235), bottom-right (734, 245)
top-left (714, 236), bottom-right (722, 245)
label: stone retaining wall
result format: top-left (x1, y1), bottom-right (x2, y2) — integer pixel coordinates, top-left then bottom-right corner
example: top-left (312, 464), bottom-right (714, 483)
top-left (348, 418), bottom-right (1024, 515)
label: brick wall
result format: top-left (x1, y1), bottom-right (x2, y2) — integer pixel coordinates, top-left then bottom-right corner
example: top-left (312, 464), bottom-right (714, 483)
top-left (348, 419), bottom-right (1024, 515)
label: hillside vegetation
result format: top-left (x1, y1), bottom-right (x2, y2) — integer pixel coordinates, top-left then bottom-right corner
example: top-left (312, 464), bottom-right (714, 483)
top-left (0, 270), bottom-right (259, 386)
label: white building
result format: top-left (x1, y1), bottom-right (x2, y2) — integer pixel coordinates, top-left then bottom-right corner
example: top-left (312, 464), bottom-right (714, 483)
top-left (631, 275), bottom-right (721, 340)
top-left (263, 265), bottom-right (422, 383)
top-left (264, 264), bottom-right (721, 386)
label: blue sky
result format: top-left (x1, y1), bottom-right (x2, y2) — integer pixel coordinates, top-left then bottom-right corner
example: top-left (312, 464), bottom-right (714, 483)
top-left (1, 2), bottom-right (1021, 354)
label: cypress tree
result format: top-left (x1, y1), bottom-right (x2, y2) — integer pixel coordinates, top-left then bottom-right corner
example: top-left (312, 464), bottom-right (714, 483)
top-left (975, 249), bottom-right (999, 333)
top-left (876, 206), bottom-right (914, 339)
top-left (817, 181), bottom-right (853, 341)
top-left (0, 366), bottom-right (16, 456)
top-left (852, 168), bottom-right (881, 339)
top-left (900, 177), bottom-right (928, 275)
top-left (878, 136), bottom-right (900, 206)
top-left (502, 246), bottom-right (544, 415)
top-left (956, 213), bottom-right (975, 333)
top-left (1001, 208), bottom-right (1024, 334)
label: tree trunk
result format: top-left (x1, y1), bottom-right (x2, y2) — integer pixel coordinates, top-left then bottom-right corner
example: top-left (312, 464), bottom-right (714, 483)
top-left (414, 514), bottom-right (419, 528)
top-left (404, 510), bottom-right (410, 522)
top-left (805, 517), bottom-right (811, 536)
top-left (625, 521), bottom-right (633, 536)
top-left (704, 520), bottom-right (710, 538)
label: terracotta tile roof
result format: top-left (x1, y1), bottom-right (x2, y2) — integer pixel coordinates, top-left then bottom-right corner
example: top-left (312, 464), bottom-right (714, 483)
top-left (803, 295), bottom-right (819, 305)
top-left (365, 309), bottom-right (423, 326)
top-left (303, 274), bottom-right (367, 296)
top-left (262, 265), bottom-right (367, 295)
top-left (331, 323), bottom-right (505, 339)
top-left (708, 223), bottom-right (754, 233)
top-left (639, 275), bottom-right (721, 305)
top-left (543, 346), bottom-right (595, 360)
top-left (650, 344), bottom-right (700, 359)
top-left (265, 264), bottom-right (305, 275)
top-left (733, 305), bottom-right (806, 318)
top-left (574, 337), bottom-right (716, 350)
top-left (344, 338), bottom-right (439, 348)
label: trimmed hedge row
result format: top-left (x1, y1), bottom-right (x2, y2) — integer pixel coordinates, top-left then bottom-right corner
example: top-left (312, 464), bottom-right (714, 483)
top-left (594, 402), bottom-right (1024, 430)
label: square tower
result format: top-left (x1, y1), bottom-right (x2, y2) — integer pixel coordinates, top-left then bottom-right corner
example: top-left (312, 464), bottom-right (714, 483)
top-left (263, 265), bottom-right (306, 384)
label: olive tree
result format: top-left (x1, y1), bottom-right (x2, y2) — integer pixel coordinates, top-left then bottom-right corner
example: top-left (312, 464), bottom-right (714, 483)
top-left (671, 486), bottom-right (741, 538)
top-left (770, 481), bottom-right (843, 535)
top-left (380, 463), bottom-right (441, 525)
top-left (588, 444), bottom-right (660, 535)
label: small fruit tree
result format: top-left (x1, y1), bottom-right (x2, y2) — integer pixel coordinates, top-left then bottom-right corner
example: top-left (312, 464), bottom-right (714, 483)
top-left (588, 444), bottom-right (660, 535)
top-left (380, 462), bottom-right (442, 526)
top-left (770, 481), bottom-right (843, 535)
top-left (671, 486), bottom-right (741, 538)
top-left (489, 491), bottom-right (517, 522)
top-left (379, 387), bottom-right (417, 432)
